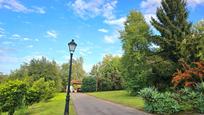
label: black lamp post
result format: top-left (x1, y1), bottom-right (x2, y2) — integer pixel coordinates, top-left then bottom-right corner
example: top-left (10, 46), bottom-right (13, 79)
top-left (64, 39), bottom-right (77, 115)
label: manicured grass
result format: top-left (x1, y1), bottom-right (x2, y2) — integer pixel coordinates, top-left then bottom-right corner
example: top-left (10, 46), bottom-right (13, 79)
top-left (87, 90), bottom-right (144, 110)
top-left (2, 93), bottom-right (76, 115)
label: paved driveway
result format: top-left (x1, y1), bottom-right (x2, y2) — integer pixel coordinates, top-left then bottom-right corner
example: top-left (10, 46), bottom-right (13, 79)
top-left (71, 93), bottom-right (150, 115)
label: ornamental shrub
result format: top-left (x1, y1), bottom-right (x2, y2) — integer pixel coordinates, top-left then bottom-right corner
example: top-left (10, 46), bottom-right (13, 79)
top-left (25, 87), bottom-right (41, 105)
top-left (172, 87), bottom-right (204, 113)
top-left (194, 95), bottom-right (204, 113)
top-left (81, 77), bottom-right (96, 92)
top-left (195, 82), bottom-right (204, 94)
top-left (0, 80), bottom-right (27, 115)
top-left (139, 87), bottom-right (181, 115)
top-left (30, 78), bottom-right (56, 101)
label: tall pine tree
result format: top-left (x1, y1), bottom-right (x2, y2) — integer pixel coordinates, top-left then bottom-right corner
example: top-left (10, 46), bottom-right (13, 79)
top-left (151, 0), bottom-right (192, 62)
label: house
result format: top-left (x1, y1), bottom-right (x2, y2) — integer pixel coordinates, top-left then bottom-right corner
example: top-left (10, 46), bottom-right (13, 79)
top-left (71, 80), bottom-right (82, 92)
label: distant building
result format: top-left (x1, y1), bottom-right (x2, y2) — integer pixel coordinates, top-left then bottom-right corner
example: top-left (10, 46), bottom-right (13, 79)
top-left (71, 80), bottom-right (82, 92)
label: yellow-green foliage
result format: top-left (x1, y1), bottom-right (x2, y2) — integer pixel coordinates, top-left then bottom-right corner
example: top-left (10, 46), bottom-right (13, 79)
top-left (0, 80), bottom-right (27, 115)
top-left (2, 93), bottom-right (76, 115)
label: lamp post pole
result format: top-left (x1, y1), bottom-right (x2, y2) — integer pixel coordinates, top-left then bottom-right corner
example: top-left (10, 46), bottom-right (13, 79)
top-left (64, 53), bottom-right (73, 115)
top-left (64, 39), bottom-right (77, 115)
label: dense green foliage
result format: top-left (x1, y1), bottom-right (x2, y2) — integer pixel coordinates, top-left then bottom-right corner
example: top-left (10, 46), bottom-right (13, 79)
top-left (151, 0), bottom-right (192, 62)
top-left (139, 87), bottom-right (204, 114)
top-left (60, 57), bottom-right (85, 91)
top-left (0, 80), bottom-right (27, 115)
top-left (119, 0), bottom-right (204, 95)
top-left (81, 77), bottom-right (96, 92)
top-left (0, 78), bottom-right (56, 115)
top-left (28, 78), bottom-right (56, 103)
top-left (9, 57), bottom-right (62, 91)
top-left (90, 55), bottom-right (123, 91)
top-left (139, 88), bottom-right (180, 115)
top-left (120, 11), bottom-right (151, 94)
top-left (0, 56), bottom-right (86, 114)
top-left (2, 93), bottom-right (76, 115)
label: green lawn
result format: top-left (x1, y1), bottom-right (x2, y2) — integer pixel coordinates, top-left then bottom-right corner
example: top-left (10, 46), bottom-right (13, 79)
top-left (2, 93), bottom-right (76, 115)
top-left (87, 90), bottom-right (144, 110)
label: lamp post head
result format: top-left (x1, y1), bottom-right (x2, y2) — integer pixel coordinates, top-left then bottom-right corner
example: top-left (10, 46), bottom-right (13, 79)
top-left (68, 39), bottom-right (77, 53)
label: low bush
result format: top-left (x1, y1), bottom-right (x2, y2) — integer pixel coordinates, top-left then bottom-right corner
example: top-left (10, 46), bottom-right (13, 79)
top-left (25, 87), bottom-right (41, 105)
top-left (30, 78), bottom-right (56, 101)
top-left (194, 95), bottom-right (204, 113)
top-left (195, 82), bottom-right (204, 94)
top-left (81, 77), bottom-right (96, 92)
top-left (139, 87), bottom-right (180, 115)
top-left (0, 80), bottom-right (27, 115)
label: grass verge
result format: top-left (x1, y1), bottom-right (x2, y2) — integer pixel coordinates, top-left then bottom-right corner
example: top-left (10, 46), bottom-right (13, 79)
top-left (87, 90), bottom-right (144, 110)
top-left (2, 93), bottom-right (76, 115)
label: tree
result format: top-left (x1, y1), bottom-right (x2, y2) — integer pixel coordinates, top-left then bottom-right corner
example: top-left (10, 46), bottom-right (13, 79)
top-left (0, 72), bottom-right (8, 83)
top-left (120, 11), bottom-right (151, 94)
top-left (81, 76), bottom-right (96, 92)
top-left (72, 57), bottom-right (86, 80)
top-left (192, 20), bottom-right (204, 60)
top-left (90, 55), bottom-right (123, 91)
top-left (100, 55), bottom-right (123, 90)
top-left (60, 57), bottom-right (85, 91)
top-left (90, 63), bottom-right (101, 91)
top-left (151, 0), bottom-right (192, 62)
top-left (9, 57), bottom-right (62, 91)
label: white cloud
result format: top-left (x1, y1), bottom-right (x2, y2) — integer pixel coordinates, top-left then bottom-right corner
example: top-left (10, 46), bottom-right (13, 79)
top-left (70, 0), bottom-right (126, 29)
top-left (33, 7), bottom-right (46, 14)
top-left (27, 45), bottom-right (33, 48)
top-left (71, 0), bottom-right (104, 18)
top-left (23, 37), bottom-right (31, 41)
top-left (0, 0), bottom-right (46, 14)
top-left (188, 0), bottom-right (204, 7)
top-left (46, 30), bottom-right (57, 39)
top-left (78, 47), bottom-right (92, 56)
top-left (0, 27), bottom-right (5, 38)
top-left (98, 28), bottom-right (108, 33)
top-left (35, 38), bottom-right (39, 42)
top-left (104, 17), bottom-right (126, 28)
top-left (102, 0), bottom-right (117, 20)
top-left (104, 32), bottom-right (119, 44)
top-left (140, 0), bottom-right (204, 24)
top-left (144, 14), bottom-right (157, 25)
top-left (70, 0), bottom-right (117, 19)
top-left (141, 0), bottom-right (161, 14)
top-left (9, 34), bottom-right (32, 41)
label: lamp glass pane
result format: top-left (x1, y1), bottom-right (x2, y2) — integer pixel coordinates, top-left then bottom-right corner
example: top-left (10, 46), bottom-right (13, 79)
top-left (69, 44), bottom-right (76, 52)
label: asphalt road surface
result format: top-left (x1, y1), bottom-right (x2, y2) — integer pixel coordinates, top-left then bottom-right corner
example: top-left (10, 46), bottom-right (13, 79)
top-left (71, 93), bottom-right (150, 115)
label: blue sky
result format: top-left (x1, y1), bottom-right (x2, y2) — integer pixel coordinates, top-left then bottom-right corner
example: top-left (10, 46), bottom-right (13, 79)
top-left (0, 0), bottom-right (204, 74)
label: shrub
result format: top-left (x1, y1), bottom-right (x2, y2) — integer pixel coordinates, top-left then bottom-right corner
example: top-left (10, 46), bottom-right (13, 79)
top-left (176, 88), bottom-right (204, 113)
top-left (81, 77), bottom-right (96, 92)
top-left (31, 78), bottom-right (56, 101)
top-left (98, 78), bottom-right (112, 91)
top-left (139, 88), bottom-right (180, 115)
top-left (194, 95), bottom-right (204, 113)
top-left (25, 87), bottom-right (41, 105)
top-left (195, 82), bottom-right (204, 94)
top-left (25, 78), bottom-right (56, 105)
top-left (0, 80), bottom-right (27, 115)
top-left (172, 61), bottom-right (204, 88)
